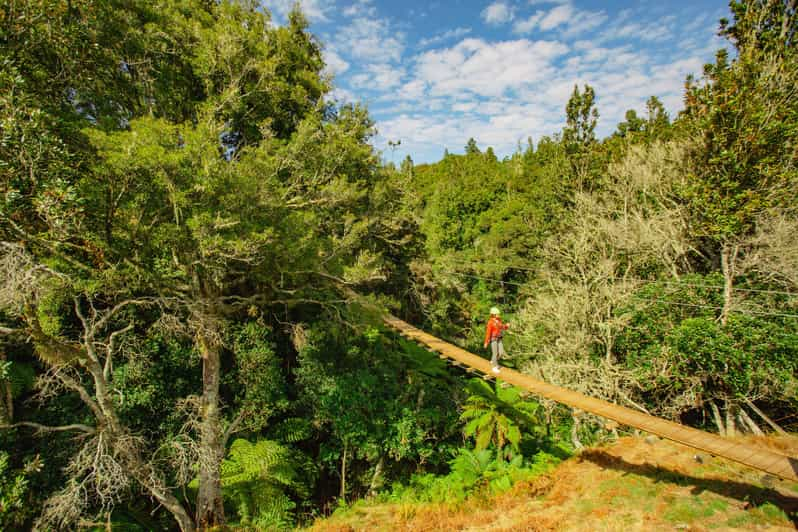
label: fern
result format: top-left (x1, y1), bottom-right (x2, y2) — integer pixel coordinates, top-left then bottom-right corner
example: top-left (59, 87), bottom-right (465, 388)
top-left (460, 378), bottom-right (544, 457)
top-left (212, 438), bottom-right (314, 530)
top-left (267, 417), bottom-right (313, 443)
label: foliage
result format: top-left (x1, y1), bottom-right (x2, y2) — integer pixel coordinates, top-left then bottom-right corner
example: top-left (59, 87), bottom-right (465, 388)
top-left (215, 438), bottom-right (314, 530)
top-left (460, 379), bottom-right (543, 458)
top-left (1, 0), bottom-right (798, 528)
top-left (0, 451), bottom-right (40, 528)
top-left (386, 447), bottom-right (561, 504)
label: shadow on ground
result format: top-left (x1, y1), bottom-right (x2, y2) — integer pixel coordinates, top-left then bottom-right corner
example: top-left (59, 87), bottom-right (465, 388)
top-left (580, 449), bottom-right (798, 524)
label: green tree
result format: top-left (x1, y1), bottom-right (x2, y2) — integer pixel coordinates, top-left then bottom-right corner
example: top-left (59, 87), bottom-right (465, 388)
top-left (563, 84), bottom-right (599, 189)
top-left (615, 109), bottom-right (644, 138)
top-left (644, 96), bottom-right (671, 140)
top-left (682, 1), bottom-right (798, 325)
top-left (460, 379), bottom-right (542, 459)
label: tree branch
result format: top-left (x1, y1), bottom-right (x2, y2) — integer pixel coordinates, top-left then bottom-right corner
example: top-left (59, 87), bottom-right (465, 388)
top-left (221, 410), bottom-right (246, 449)
top-left (91, 299), bottom-right (152, 337)
top-left (0, 421), bottom-right (95, 434)
top-left (105, 323), bottom-right (134, 380)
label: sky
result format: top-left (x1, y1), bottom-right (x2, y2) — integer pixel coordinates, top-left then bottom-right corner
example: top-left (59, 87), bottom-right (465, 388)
top-left (262, 0), bottom-right (731, 164)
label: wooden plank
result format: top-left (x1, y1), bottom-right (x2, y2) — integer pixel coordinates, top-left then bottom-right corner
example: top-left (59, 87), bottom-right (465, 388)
top-left (383, 314), bottom-right (798, 482)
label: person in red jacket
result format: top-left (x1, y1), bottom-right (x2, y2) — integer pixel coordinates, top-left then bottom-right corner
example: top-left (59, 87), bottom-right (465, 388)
top-left (483, 307), bottom-right (509, 374)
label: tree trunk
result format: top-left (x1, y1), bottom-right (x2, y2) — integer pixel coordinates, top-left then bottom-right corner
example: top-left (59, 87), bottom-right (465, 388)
top-left (738, 407), bottom-right (764, 436)
top-left (724, 399), bottom-right (737, 437)
top-left (141, 474), bottom-right (196, 532)
top-left (720, 243), bottom-right (738, 326)
top-left (196, 331), bottom-right (225, 529)
top-left (340, 441), bottom-right (348, 502)
top-left (368, 455), bottom-right (385, 497)
top-left (743, 397), bottom-right (788, 435)
top-left (709, 400), bottom-right (726, 436)
top-left (0, 350), bottom-right (12, 423)
top-left (571, 409), bottom-right (584, 450)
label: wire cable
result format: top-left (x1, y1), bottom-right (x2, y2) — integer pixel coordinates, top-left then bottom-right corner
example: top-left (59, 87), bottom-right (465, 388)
top-left (437, 269), bottom-right (798, 320)
top-left (440, 257), bottom-right (798, 297)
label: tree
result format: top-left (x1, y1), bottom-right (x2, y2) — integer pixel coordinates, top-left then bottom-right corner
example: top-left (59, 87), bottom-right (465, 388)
top-left (0, 1), bottom-right (391, 529)
top-left (615, 109), bottom-right (644, 138)
top-left (465, 138), bottom-right (480, 155)
top-left (563, 84), bottom-right (599, 189)
top-left (682, 1), bottom-right (798, 326)
top-left (644, 96), bottom-right (671, 140)
top-left (460, 379), bottom-right (542, 459)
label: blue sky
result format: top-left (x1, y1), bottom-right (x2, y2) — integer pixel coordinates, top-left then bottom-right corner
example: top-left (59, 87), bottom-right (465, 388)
top-left (262, 0), bottom-right (730, 163)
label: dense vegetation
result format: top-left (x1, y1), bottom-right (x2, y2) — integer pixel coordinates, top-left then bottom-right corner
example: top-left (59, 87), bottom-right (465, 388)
top-left (0, 1), bottom-right (796, 530)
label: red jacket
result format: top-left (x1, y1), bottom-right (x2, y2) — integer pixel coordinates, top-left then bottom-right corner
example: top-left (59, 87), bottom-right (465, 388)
top-left (484, 316), bottom-right (508, 346)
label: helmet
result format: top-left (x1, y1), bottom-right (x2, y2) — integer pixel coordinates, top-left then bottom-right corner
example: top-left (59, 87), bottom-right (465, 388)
top-left (490, 307), bottom-right (500, 316)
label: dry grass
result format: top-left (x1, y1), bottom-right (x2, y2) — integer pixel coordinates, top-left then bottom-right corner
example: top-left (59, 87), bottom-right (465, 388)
top-left (308, 435), bottom-right (798, 532)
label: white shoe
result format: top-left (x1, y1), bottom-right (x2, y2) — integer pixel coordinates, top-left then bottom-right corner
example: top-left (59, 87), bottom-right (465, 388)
top-left (492, 366), bottom-right (500, 374)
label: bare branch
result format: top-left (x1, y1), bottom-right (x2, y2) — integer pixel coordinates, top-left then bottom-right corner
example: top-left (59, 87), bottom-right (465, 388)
top-left (90, 299), bottom-right (153, 337)
top-left (1, 421), bottom-right (95, 434)
top-left (221, 410), bottom-right (246, 448)
top-left (105, 323), bottom-right (134, 380)
top-left (74, 297), bottom-right (90, 341)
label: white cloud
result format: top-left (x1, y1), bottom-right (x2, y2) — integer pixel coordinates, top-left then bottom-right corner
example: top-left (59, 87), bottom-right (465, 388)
top-left (513, 12), bottom-right (543, 34)
top-left (481, 1), bottom-right (515, 25)
top-left (416, 38), bottom-right (568, 97)
top-left (261, 0), bottom-right (333, 22)
top-left (538, 4), bottom-right (572, 31)
top-left (342, 0), bottom-right (377, 18)
top-left (398, 79), bottom-right (427, 100)
top-left (327, 86), bottom-right (356, 103)
top-left (326, 1), bottom-right (728, 163)
top-left (418, 27), bottom-right (472, 48)
top-left (602, 21), bottom-right (674, 42)
top-left (323, 49), bottom-right (350, 76)
top-left (513, 3), bottom-right (607, 37)
top-left (351, 63), bottom-right (405, 90)
top-left (334, 15), bottom-right (405, 64)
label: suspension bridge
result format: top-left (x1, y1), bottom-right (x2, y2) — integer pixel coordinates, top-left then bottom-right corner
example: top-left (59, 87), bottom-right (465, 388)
top-left (382, 313), bottom-right (798, 482)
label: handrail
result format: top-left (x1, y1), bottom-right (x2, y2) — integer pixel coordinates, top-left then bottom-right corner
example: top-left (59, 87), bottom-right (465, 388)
top-left (383, 314), bottom-right (798, 482)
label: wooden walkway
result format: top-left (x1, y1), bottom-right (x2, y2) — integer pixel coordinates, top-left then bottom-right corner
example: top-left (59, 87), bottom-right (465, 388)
top-left (384, 314), bottom-right (798, 482)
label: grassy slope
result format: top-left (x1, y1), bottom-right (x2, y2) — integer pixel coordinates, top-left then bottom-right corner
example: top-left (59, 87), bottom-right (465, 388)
top-left (307, 436), bottom-right (798, 531)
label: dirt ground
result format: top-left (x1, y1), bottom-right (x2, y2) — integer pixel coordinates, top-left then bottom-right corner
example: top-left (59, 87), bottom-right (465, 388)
top-left (309, 435), bottom-right (798, 531)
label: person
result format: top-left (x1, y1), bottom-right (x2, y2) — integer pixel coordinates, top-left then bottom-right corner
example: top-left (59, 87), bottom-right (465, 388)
top-left (483, 307), bottom-right (508, 373)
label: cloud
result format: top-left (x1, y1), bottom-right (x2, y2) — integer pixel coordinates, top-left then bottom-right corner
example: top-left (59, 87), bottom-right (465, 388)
top-left (513, 3), bottom-right (607, 37)
top-left (261, 0), bottom-right (333, 22)
top-left (351, 63), bottom-right (405, 90)
top-left (538, 4), bottom-right (572, 30)
top-left (513, 12), bottom-right (544, 34)
top-left (398, 79), bottom-right (427, 100)
top-left (323, 49), bottom-right (350, 76)
top-left (342, 0), bottom-right (377, 17)
top-left (481, 1), bottom-right (515, 25)
top-left (418, 27), bottom-right (472, 48)
top-left (415, 38), bottom-right (569, 97)
top-left (322, 0), bottom-right (729, 163)
top-left (333, 15), bottom-right (405, 64)
top-left (327, 86), bottom-right (356, 103)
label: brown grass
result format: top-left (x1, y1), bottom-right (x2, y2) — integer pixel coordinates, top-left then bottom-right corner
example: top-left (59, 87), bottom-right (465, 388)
top-left (308, 435), bottom-right (798, 532)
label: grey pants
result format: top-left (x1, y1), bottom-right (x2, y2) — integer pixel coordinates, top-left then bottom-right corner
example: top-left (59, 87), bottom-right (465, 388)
top-left (490, 338), bottom-right (506, 366)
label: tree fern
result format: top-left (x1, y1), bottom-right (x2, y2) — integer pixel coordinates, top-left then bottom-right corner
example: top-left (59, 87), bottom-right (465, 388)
top-left (211, 438), bottom-right (314, 530)
top-left (460, 378), bottom-right (544, 458)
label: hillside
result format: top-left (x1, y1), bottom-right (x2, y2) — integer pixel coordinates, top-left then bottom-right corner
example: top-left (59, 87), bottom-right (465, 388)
top-left (310, 436), bottom-right (798, 531)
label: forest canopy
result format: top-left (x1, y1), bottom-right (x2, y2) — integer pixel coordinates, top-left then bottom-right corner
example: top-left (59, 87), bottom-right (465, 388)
top-left (0, 0), bottom-right (796, 530)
